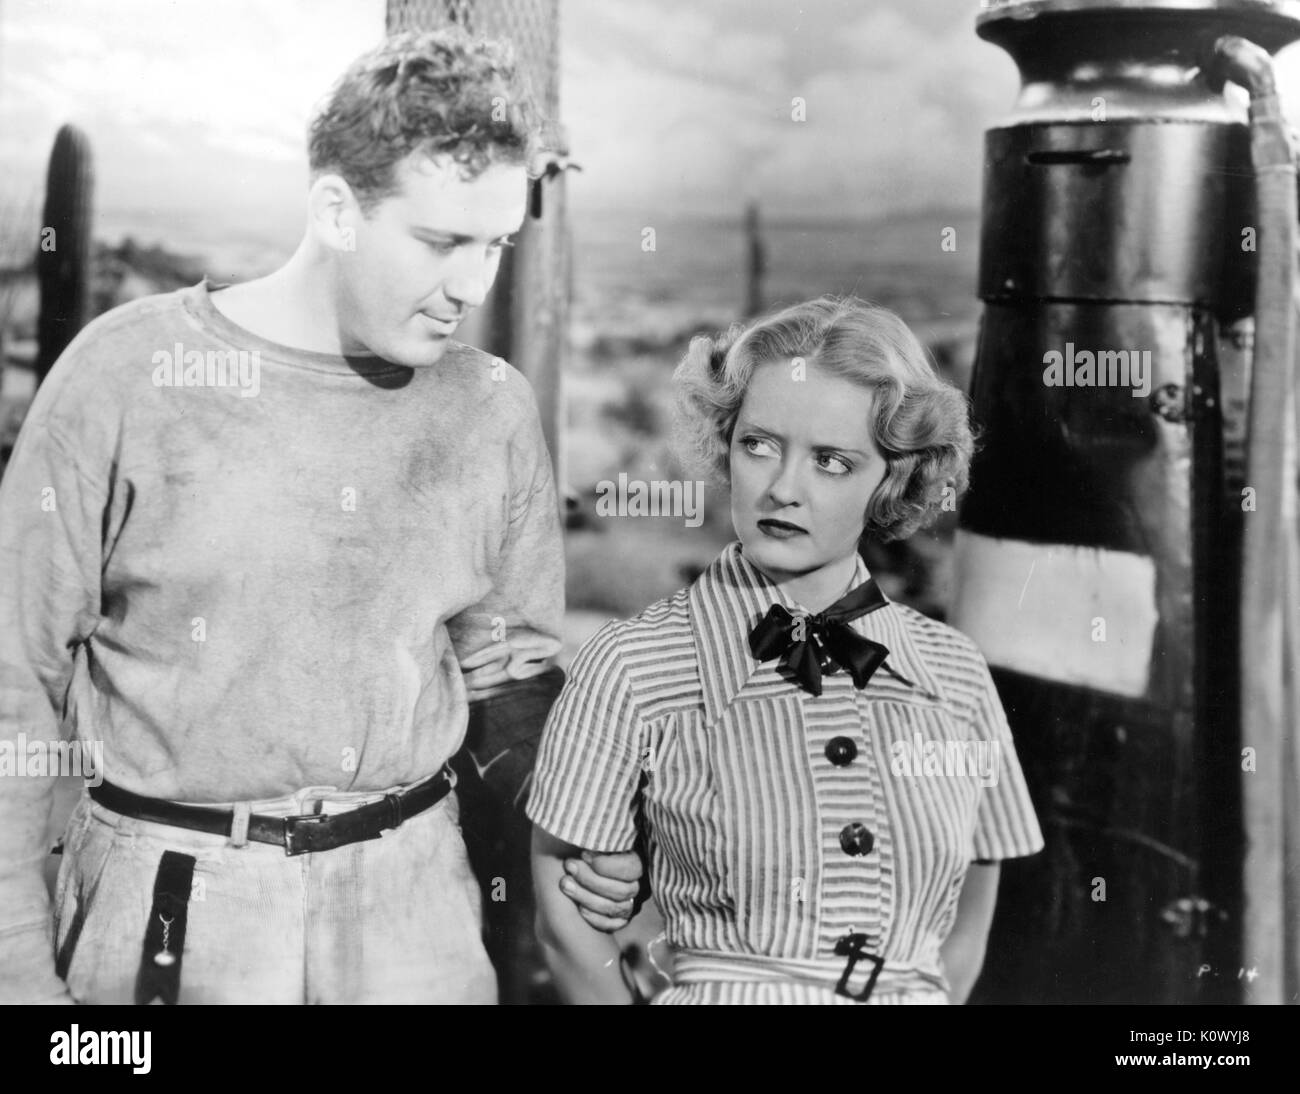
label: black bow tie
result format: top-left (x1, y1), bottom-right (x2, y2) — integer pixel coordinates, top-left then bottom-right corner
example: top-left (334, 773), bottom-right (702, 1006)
top-left (748, 578), bottom-right (890, 697)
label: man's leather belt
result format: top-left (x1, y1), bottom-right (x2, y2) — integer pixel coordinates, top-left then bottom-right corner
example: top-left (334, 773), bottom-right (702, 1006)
top-left (88, 767), bottom-right (454, 856)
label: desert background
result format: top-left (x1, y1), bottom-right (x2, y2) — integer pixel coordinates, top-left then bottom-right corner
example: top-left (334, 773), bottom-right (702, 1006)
top-left (4, 0), bottom-right (1300, 644)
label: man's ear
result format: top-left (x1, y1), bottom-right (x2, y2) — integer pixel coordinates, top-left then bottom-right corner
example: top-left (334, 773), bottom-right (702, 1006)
top-left (308, 173), bottom-right (362, 254)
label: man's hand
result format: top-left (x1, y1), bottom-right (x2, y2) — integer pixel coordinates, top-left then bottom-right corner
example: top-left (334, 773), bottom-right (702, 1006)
top-left (559, 849), bottom-right (643, 932)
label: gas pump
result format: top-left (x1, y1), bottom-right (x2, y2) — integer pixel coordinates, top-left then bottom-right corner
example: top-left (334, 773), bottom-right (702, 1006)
top-left (952, 0), bottom-right (1300, 1003)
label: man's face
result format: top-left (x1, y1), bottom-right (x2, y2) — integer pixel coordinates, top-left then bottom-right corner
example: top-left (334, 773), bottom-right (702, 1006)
top-left (336, 154), bottom-right (527, 367)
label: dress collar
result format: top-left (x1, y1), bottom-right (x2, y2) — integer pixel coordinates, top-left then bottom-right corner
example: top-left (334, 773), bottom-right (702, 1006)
top-left (687, 542), bottom-right (946, 723)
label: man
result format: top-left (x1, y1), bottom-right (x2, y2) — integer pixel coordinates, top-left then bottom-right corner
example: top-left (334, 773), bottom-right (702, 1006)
top-left (0, 29), bottom-right (638, 1005)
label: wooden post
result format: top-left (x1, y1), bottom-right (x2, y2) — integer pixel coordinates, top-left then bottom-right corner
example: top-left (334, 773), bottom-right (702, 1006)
top-left (385, 0), bottom-right (570, 1007)
top-left (386, 0), bottom-right (568, 492)
top-left (744, 200), bottom-right (765, 318)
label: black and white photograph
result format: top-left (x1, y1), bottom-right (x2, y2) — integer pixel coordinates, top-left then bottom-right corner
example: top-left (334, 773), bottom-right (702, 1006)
top-left (0, 0), bottom-right (1296, 1053)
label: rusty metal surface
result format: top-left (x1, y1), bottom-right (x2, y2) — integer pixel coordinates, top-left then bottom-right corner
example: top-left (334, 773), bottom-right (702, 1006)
top-left (971, 670), bottom-right (1207, 1003)
top-left (978, 0), bottom-right (1300, 20)
top-left (965, 306), bottom-right (1189, 532)
top-left (977, 1), bottom-right (1300, 123)
top-left (963, 0), bottom-right (1280, 1002)
top-left (968, 309), bottom-right (1240, 1003)
top-left (980, 122), bottom-right (1255, 312)
top-left (978, 0), bottom-right (1300, 54)
top-left (961, 298), bottom-right (1239, 1001)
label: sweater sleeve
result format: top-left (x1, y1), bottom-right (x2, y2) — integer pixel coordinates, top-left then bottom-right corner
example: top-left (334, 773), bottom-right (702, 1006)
top-left (446, 389), bottom-right (564, 688)
top-left (445, 386), bottom-right (565, 804)
top-left (0, 415), bottom-right (106, 1002)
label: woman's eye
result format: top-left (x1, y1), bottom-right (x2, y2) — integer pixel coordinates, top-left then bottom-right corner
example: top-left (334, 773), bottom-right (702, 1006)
top-left (742, 436), bottom-right (777, 458)
top-left (428, 241), bottom-right (458, 255)
top-left (488, 237), bottom-right (516, 252)
top-left (816, 453), bottom-right (852, 475)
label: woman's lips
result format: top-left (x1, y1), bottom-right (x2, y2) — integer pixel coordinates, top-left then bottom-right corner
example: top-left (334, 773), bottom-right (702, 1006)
top-left (757, 518), bottom-right (807, 539)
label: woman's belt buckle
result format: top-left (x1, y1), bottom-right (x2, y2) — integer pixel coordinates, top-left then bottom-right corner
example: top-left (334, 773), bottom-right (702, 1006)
top-left (834, 932), bottom-right (885, 1002)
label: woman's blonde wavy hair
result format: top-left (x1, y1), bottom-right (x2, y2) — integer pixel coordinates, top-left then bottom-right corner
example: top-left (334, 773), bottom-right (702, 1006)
top-left (672, 296), bottom-right (974, 543)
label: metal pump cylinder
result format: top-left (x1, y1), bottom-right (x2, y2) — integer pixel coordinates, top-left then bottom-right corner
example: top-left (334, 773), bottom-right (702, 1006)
top-left (952, 0), bottom-right (1300, 1003)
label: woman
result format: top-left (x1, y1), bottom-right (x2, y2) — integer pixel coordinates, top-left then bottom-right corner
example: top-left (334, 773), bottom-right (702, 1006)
top-left (528, 297), bottom-right (1043, 1004)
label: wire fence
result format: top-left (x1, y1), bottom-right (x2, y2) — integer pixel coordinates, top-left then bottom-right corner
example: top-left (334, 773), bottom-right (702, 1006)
top-left (386, 0), bottom-right (560, 143)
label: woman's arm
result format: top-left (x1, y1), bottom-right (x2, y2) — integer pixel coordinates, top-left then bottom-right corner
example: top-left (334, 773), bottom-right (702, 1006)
top-left (532, 826), bottom-right (639, 1004)
top-left (940, 862), bottom-right (1001, 1004)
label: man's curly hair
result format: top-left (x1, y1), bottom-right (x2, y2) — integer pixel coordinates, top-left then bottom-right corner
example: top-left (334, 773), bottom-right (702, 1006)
top-left (308, 29), bottom-right (544, 210)
top-left (673, 296), bottom-right (975, 543)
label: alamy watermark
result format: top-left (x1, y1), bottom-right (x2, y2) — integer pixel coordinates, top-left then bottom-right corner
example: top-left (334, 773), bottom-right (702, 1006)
top-left (0, 733), bottom-right (103, 786)
top-left (889, 734), bottom-right (1001, 788)
top-left (1042, 343), bottom-right (1151, 399)
top-left (595, 472), bottom-right (703, 528)
top-left (152, 343), bottom-right (260, 397)
top-left (50, 1025), bottom-right (150, 1074)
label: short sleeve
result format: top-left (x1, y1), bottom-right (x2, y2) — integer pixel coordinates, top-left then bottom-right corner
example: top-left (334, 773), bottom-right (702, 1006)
top-left (968, 650), bottom-right (1045, 862)
top-left (526, 623), bottom-right (646, 853)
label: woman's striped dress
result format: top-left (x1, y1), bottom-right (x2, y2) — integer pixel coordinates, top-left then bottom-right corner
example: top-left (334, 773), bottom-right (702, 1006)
top-left (528, 542), bottom-right (1044, 1004)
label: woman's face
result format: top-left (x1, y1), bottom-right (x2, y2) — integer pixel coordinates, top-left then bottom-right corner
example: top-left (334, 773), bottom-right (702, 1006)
top-left (729, 357), bottom-right (888, 588)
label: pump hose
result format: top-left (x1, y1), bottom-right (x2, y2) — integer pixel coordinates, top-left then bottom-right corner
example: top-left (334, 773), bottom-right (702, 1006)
top-left (1212, 34), bottom-right (1300, 1005)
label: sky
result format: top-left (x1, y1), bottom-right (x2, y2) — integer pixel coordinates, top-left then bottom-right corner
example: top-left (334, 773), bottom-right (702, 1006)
top-left (4, 0), bottom-right (1300, 259)
top-left (561, 0), bottom-right (1031, 219)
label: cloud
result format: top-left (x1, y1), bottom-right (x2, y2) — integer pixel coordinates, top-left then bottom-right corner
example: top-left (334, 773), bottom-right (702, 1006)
top-left (7, 0), bottom-right (1300, 250)
top-left (751, 11), bottom-right (1017, 216)
top-left (561, 0), bottom-right (1300, 220)
top-left (0, 0), bottom-right (385, 247)
top-left (561, 0), bottom-right (1016, 218)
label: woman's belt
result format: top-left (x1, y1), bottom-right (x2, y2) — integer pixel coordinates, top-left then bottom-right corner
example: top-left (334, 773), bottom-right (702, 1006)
top-left (673, 948), bottom-right (949, 1002)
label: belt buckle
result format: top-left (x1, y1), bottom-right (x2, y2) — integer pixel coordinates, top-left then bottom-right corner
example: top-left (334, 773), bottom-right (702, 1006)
top-left (282, 812), bottom-right (333, 857)
top-left (834, 932), bottom-right (885, 1002)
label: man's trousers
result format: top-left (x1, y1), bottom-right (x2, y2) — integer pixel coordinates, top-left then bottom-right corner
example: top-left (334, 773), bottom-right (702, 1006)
top-left (53, 783), bottom-right (497, 1004)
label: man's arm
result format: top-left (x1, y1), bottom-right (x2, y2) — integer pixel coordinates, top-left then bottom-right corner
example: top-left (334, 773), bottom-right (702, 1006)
top-left (457, 666), bottom-right (643, 927)
top-left (940, 862), bottom-right (1001, 1004)
top-left (445, 387), bottom-right (644, 926)
top-left (0, 419), bottom-right (104, 1003)
top-left (560, 849), bottom-right (641, 931)
top-left (446, 386), bottom-right (565, 788)
top-left (447, 383), bottom-right (565, 696)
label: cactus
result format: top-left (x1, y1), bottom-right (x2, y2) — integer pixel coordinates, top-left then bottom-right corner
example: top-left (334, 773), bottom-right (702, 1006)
top-left (36, 124), bottom-right (94, 386)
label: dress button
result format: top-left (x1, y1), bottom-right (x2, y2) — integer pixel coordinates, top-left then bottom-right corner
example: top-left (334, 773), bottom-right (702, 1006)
top-left (840, 822), bottom-right (875, 857)
top-left (825, 736), bottom-right (858, 766)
